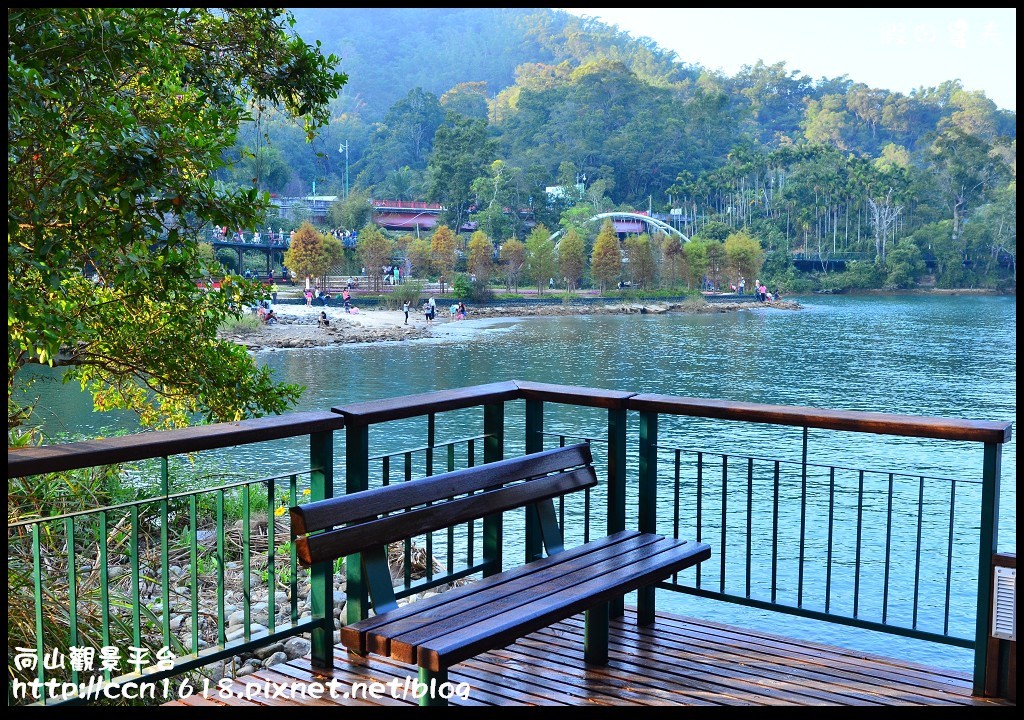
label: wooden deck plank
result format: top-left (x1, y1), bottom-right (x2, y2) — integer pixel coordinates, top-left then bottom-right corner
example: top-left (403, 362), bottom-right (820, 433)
top-left (638, 613), bottom-right (979, 696)
top-left (653, 609), bottom-right (974, 684)
top-left (532, 619), bottom-right (930, 706)
top-left (477, 641), bottom-right (745, 706)
top-left (509, 630), bottom-right (825, 706)
top-left (171, 607), bottom-right (1010, 707)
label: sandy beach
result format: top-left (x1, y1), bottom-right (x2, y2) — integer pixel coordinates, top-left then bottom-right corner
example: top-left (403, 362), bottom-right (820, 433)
top-left (219, 297), bottom-right (802, 352)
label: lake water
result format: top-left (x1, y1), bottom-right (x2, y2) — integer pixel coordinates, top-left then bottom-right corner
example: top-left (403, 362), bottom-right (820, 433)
top-left (18, 294), bottom-right (1016, 672)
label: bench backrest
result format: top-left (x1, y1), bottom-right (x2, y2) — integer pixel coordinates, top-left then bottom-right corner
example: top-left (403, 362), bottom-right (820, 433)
top-left (291, 443), bottom-right (596, 569)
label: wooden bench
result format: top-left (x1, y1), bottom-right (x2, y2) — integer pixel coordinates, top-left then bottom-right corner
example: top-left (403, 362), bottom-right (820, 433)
top-left (291, 443), bottom-right (711, 705)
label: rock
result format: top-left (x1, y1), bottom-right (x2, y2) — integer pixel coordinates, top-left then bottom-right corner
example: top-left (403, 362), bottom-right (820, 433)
top-left (253, 642), bottom-right (285, 660)
top-left (274, 591), bottom-right (288, 605)
top-left (333, 590), bottom-right (346, 605)
top-left (266, 651), bottom-right (288, 668)
top-left (170, 614), bottom-right (185, 632)
top-left (227, 610), bottom-right (245, 626)
top-left (283, 637), bottom-right (311, 659)
top-left (203, 661), bottom-right (225, 682)
top-left (238, 660), bottom-right (260, 677)
top-left (226, 624), bottom-right (268, 642)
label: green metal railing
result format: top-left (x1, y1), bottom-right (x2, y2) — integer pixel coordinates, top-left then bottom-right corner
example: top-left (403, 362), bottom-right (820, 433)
top-left (7, 383), bottom-right (1012, 703)
top-left (7, 412), bottom-right (343, 705)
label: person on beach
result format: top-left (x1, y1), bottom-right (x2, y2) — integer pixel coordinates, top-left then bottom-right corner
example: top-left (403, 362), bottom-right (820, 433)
top-left (304, 288), bottom-right (313, 307)
top-left (457, 301), bottom-right (467, 320)
top-left (423, 300), bottom-right (432, 324)
top-left (449, 302), bottom-right (458, 321)
top-left (342, 288), bottom-right (351, 313)
top-left (317, 311), bottom-right (330, 327)
top-left (403, 301), bottom-right (410, 324)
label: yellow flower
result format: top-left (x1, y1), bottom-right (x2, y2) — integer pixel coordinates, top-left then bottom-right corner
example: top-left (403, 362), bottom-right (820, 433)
top-left (274, 506), bottom-right (286, 517)
top-left (302, 489), bottom-right (311, 496)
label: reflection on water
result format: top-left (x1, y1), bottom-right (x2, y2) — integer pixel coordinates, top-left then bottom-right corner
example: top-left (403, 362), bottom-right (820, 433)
top-left (16, 294), bottom-right (1016, 670)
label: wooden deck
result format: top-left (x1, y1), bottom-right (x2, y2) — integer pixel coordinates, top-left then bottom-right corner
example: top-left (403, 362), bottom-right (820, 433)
top-left (170, 608), bottom-right (1008, 707)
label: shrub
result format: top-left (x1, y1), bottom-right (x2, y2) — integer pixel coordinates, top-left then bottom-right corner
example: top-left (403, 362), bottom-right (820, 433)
top-left (383, 281), bottom-right (424, 310)
top-left (218, 313), bottom-right (263, 334)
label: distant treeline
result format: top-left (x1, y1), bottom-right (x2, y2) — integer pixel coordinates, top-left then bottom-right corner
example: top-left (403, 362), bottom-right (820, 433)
top-left (219, 9), bottom-right (1015, 291)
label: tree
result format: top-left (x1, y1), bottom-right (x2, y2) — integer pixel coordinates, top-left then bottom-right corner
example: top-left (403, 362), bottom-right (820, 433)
top-left (430, 225), bottom-right (458, 292)
top-left (660, 234), bottom-right (685, 289)
top-left (356, 224), bottom-right (395, 292)
top-left (525, 225), bottom-right (557, 294)
top-left (623, 234), bottom-right (657, 289)
top-left (356, 87), bottom-right (444, 186)
top-left (329, 189), bottom-right (374, 230)
top-left (467, 230), bottom-right (495, 284)
top-left (558, 228), bottom-right (586, 292)
top-left (884, 243), bottom-right (926, 289)
top-left (706, 240), bottom-right (727, 291)
top-left (591, 220), bottom-right (622, 292)
top-left (724, 230), bottom-right (764, 283)
top-left (322, 234), bottom-right (345, 287)
top-left (233, 146), bottom-right (292, 194)
top-left (440, 81), bottom-right (489, 119)
top-left (8, 8), bottom-right (345, 429)
top-left (405, 238), bottom-right (433, 279)
top-left (425, 112), bottom-right (496, 231)
top-left (683, 239), bottom-right (711, 289)
top-left (499, 238), bottom-right (526, 293)
top-left (284, 223), bottom-right (330, 288)
top-left (929, 128), bottom-right (1008, 249)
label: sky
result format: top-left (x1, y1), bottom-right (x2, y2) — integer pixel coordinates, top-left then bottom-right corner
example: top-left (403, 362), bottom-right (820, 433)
top-left (562, 8), bottom-right (1016, 111)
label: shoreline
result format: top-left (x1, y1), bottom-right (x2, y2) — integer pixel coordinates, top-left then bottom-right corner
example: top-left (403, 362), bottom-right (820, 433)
top-left (814, 287), bottom-right (1010, 297)
top-left (220, 298), bottom-right (803, 352)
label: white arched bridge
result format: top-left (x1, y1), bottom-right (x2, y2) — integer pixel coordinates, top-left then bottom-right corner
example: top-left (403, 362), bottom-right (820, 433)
top-left (549, 212), bottom-right (690, 243)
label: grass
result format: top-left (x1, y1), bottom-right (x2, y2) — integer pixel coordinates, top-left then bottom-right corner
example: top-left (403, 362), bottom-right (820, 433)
top-left (217, 313), bottom-right (263, 335)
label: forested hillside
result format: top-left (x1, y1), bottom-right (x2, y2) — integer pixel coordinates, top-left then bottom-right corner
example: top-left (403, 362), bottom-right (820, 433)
top-left (224, 8), bottom-right (1015, 290)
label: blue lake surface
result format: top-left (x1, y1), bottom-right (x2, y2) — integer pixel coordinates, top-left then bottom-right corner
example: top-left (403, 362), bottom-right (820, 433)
top-left (20, 294), bottom-right (1016, 671)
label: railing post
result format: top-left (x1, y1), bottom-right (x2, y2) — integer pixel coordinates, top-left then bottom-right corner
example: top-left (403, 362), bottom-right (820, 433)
top-left (973, 441), bottom-right (1002, 695)
top-left (525, 398), bottom-right (544, 563)
top-left (607, 407), bottom-right (627, 618)
top-left (345, 423), bottom-right (369, 631)
top-left (310, 429), bottom-right (335, 668)
top-left (638, 411), bottom-right (658, 625)
top-left (483, 402), bottom-right (504, 576)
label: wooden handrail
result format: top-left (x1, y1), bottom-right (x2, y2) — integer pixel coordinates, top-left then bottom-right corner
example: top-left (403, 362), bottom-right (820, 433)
top-left (515, 380), bottom-right (636, 410)
top-left (7, 411), bottom-right (345, 478)
top-left (333, 381), bottom-right (520, 426)
top-left (8, 382), bottom-right (1013, 477)
top-left (993, 553), bottom-right (1017, 569)
top-left (627, 393), bottom-right (1013, 444)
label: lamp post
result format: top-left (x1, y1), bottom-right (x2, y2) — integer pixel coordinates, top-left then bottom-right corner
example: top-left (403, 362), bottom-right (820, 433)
top-left (339, 142), bottom-right (349, 200)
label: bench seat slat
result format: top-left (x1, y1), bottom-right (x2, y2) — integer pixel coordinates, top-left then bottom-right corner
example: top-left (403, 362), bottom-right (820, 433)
top-left (339, 530), bottom-right (643, 654)
top-left (292, 443), bottom-right (593, 534)
top-left (416, 537), bottom-right (711, 671)
top-left (364, 533), bottom-right (666, 656)
top-left (299, 466), bottom-right (596, 564)
top-left (385, 536), bottom-right (704, 667)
